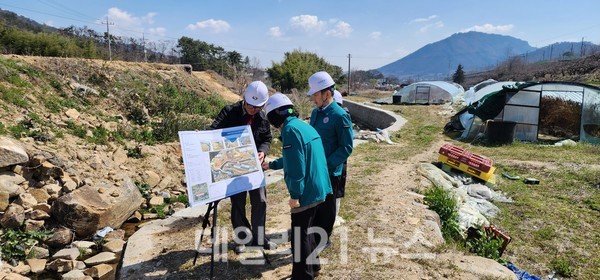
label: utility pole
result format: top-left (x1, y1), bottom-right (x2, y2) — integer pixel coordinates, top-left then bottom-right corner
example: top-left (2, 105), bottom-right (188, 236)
top-left (347, 53), bottom-right (351, 94)
top-left (101, 17), bottom-right (114, 61)
top-left (580, 37), bottom-right (585, 57)
top-left (549, 44), bottom-right (554, 61)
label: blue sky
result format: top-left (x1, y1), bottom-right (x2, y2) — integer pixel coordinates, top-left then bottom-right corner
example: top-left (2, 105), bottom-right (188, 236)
top-left (2, 0), bottom-right (600, 70)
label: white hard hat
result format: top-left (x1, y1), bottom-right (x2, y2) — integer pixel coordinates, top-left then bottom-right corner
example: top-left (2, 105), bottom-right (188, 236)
top-left (265, 93), bottom-right (293, 114)
top-left (333, 90), bottom-right (343, 105)
top-left (244, 81), bottom-right (269, 107)
top-left (307, 71), bottom-right (335, 96)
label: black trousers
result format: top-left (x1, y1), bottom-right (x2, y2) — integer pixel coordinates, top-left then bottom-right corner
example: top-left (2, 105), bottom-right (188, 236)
top-left (291, 206), bottom-right (318, 280)
top-left (313, 175), bottom-right (340, 246)
top-left (230, 187), bottom-right (269, 246)
top-left (336, 161), bottom-right (347, 198)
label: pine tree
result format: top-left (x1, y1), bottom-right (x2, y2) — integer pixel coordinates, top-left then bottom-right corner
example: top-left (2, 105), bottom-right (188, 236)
top-left (452, 64), bottom-right (465, 84)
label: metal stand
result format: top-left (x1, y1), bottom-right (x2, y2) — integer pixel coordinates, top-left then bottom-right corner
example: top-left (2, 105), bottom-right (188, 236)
top-left (193, 200), bottom-right (220, 279)
top-left (192, 196), bottom-right (272, 279)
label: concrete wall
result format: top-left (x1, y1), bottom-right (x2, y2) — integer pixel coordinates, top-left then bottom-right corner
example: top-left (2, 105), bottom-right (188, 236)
top-left (344, 99), bottom-right (406, 133)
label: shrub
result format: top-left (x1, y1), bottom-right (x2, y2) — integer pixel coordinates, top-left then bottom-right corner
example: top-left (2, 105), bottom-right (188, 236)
top-left (152, 113), bottom-right (212, 143)
top-left (465, 227), bottom-right (503, 261)
top-left (550, 257), bottom-right (574, 277)
top-left (424, 186), bottom-right (462, 240)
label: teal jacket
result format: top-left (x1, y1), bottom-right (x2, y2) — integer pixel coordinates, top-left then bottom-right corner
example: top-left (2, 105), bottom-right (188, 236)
top-left (270, 116), bottom-right (332, 207)
top-left (309, 101), bottom-right (353, 176)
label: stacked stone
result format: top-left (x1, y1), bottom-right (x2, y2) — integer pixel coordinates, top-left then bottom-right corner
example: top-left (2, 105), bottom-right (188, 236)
top-left (0, 136), bottom-right (141, 279)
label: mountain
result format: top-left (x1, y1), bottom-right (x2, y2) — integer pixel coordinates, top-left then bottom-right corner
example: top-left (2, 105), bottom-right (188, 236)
top-left (522, 41), bottom-right (600, 62)
top-left (377, 31), bottom-right (536, 79)
top-left (0, 8), bottom-right (58, 33)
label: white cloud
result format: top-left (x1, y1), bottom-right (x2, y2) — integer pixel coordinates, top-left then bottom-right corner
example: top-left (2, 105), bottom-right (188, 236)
top-left (418, 21), bottom-right (444, 33)
top-left (186, 19), bottom-right (231, 33)
top-left (290, 15), bottom-right (326, 33)
top-left (326, 21), bottom-right (352, 38)
top-left (148, 27), bottom-right (166, 37)
top-left (370, 31), bottom-right (382, 40)
top-left (462, 23), bottom-right (514, 34)
top-left (102, 8), bottom-right (165, 38)
top-left (411, 15), bottom-right (438, 23)
top-left (269, 26), bottom-right (283, 37)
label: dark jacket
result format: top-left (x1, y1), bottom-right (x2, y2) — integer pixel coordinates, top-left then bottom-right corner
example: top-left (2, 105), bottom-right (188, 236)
top-left (210, 101), bottom-right (272, 154)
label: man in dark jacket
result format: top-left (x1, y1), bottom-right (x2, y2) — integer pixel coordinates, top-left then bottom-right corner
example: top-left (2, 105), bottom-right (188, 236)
top-left (210, 81), bottom-right (276, 253)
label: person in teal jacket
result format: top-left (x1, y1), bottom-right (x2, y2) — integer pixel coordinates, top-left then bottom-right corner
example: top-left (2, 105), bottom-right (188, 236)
top-left (262, 93), bottom-right (331, 279)
top-left (306, 71), bottom-right (354, 250)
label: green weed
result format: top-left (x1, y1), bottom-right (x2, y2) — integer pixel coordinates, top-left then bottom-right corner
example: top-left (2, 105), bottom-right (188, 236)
top-left (423, 186), bottom-right (462, 240)
top-left (0, 228), bottom-right (53, 264)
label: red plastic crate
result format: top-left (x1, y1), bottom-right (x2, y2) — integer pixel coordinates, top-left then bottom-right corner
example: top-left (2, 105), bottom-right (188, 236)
top-left (438, 144), bottom-right (463, 160)
top-left (438, 144), bottom-right (493, 173)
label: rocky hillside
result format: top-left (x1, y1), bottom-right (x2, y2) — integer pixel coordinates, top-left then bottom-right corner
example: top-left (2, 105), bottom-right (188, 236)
top-left (0, 54), bottom-right (241, 279)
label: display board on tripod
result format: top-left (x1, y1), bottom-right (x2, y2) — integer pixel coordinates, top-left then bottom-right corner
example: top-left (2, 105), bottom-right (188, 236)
top-left (179, 125), bottom-right (265, 207)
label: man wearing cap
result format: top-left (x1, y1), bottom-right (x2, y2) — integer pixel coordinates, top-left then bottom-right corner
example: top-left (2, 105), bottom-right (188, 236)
top-left (210, 80), bottom-right (276, 253)
top-left (306, 71), bottom-right (354, 249)
top-left (262, 93), bottom-right (331, 279)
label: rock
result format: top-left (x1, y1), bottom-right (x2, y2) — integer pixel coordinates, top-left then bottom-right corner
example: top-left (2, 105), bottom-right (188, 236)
top-left (61, 269), bottom-right (87, 280)
top-left (15, 193), bottom-right (38, 209)
top-left (0, 204), bottom-right (25, 229)
top-left (73, 260), bottom-right (87, 270)
top-left (104, 229), bottom-right (125, 240)
top-left (46, 227), bottom-right (74, 248)
top-left (102, 239), bottom-right (125, 254)
top-left (143, 170), bottom-right (161, 187)
top-left (72, 241), bottom-right (96, 250)
top-left (112, 148), bottom-right (128, 165)
top-left (0, 137), bottom-right (29, 168)
top-left (0, 191), bottom-right (9, 211)
top-left (28, 189), bottom-right (51, 204)
top-left (25, 259), bottom-right (47, 274)
top-left (0, 172), bottom-right (25, 197)
top-left (148, 196), bottom-right (164, 207)
top-left (27, 246), bottom-right (49, 259)
top-left (12, 262), bottom-right (31, 275)
top-left (44, 183), bottom-right (62, 195)
top-left (32, 203), bottom-right (52, 213)
top-left (157, 175), bottom-right (172, 190)
top-left (83, 252), bottom-right (117, 266)
top-left (24, 219), bottom-right (45, 231)
top-left (12, 165), bottom-right (23, 175)
top-left (0, 182), bottom-right (22, 198)
top-left (436, 253), bottom-right (517, 280)
top-left (62, 180), bottom-right (78, 193)
top-left (142, 213), bottom-right (159, 220)
top-left (170, 202), bottom-right (186, 213)
top-left (46, 258), bottom-right (74, 273)
top-left (51, 248), bottom-right (81, 260)
top-left (52, 177), bottom-right (143, 237)
top-left (126, 211), bottom-right (142, 223)
top-left (3, 273), bottom-right (31, 280)
top-left (64, 109), bottom-right (80, 120)
top-left (84, 264), bottom-right (113, 279)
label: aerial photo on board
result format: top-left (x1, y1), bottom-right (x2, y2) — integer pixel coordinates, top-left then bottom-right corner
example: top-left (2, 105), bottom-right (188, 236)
top-left (209, 145), bottom-right (259, 183)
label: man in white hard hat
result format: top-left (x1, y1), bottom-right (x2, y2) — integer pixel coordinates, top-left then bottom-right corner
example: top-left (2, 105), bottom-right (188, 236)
top-left (210, 80), bottom-right (276, 253)
top-left (306, 71), bottom-right (353, 252)
top-left (262, 93), bottom-right (331, 279)
top-left (332, 90), bottom-right (349, 226)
